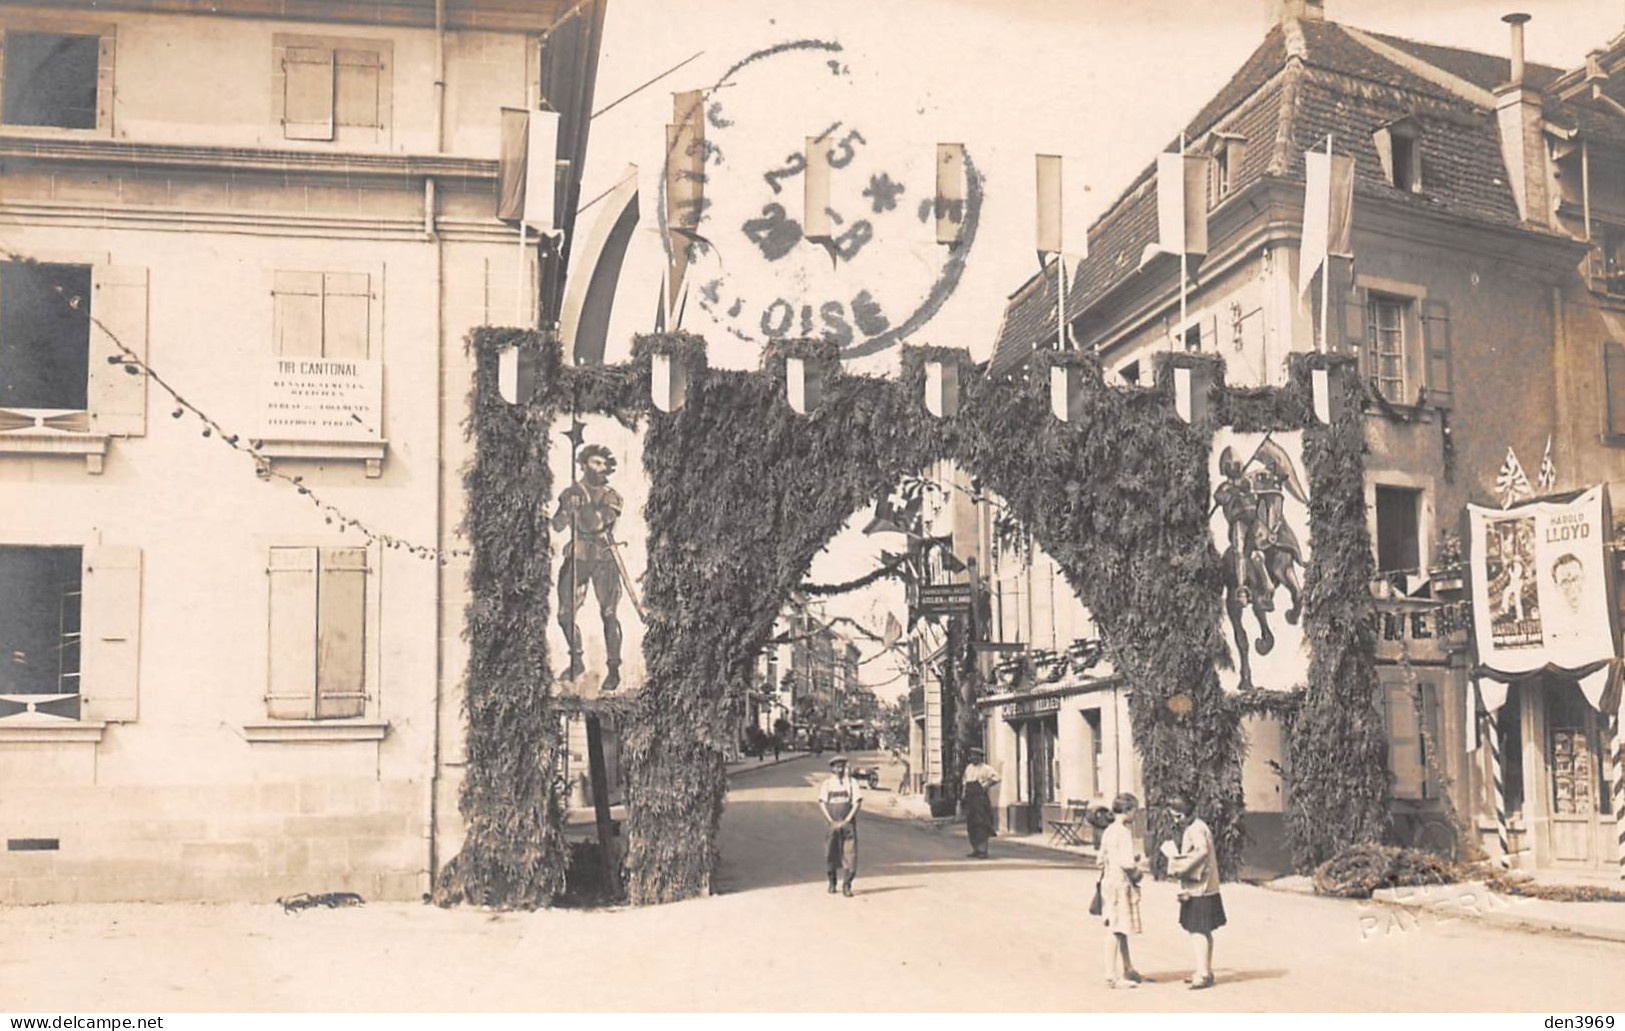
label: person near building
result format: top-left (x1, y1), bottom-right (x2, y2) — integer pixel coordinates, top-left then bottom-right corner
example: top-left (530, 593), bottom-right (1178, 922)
top-left (1098, 793), bottom-right (1147, 989)
top-left (818, 754), bottom-right (863, 897)
top-left (1161, 794), bottom-right (1226, 991)
top-left (961, 746), bottom-right (1000, 858)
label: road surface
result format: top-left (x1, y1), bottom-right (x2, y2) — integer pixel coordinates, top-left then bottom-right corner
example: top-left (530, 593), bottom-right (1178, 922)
top-left (2, 752), bottom-right (1621, 1011)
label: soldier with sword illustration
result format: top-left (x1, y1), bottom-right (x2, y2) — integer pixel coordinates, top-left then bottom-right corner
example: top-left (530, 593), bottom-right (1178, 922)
top-left (553, 430), bottom-right (644, 693)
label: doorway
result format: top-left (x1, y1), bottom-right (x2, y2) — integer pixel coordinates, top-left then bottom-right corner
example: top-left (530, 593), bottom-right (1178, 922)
top-left (1541, 679), bottom-right (1611, 867)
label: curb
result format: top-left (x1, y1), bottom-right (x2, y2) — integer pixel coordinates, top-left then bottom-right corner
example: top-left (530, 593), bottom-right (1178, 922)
top-left (1263, 878), bottom-right (1625, 946)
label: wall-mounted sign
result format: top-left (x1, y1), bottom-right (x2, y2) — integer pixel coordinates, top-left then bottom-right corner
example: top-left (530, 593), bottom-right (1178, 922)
top-left (917, 581), bottom-right (973, 616)
top-left (260, 358), bottom-right (382, 442)
top-left (1000, 693), bottom-right (1062, 721)
top-left (1469, 485), bottom-right (1616, 675)
top-left (1374, 599), bottom-right (1471, 664)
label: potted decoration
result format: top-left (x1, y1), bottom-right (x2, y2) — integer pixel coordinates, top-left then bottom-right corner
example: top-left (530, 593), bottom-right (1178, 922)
top-left (1430, 531), bottom-right (1465, 593)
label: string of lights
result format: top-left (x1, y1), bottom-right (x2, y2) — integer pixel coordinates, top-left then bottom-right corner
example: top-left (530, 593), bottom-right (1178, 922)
top-left (1, 249), bottom-right (466, 565)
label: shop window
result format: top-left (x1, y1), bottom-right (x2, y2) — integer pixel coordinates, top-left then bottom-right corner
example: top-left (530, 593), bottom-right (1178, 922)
top-left (0, 547), bottom-right (81, 719)
top-left (272, 271), bottom-right (372, 358)
top-left (1, 30), bottom-right (99, 129)
top-left (274, 35), bottom-right (391, 143)
top-left (266, 546), bottom-right (369, 720)
top-left (1497, 684), bottom-right (1525, 816)
top-left (1375, 485), bottom-right (1421, 578)
top-left (0, 262), bottom-right (90, 411)
top-left (1548, 682), bottom-right (1609, 817)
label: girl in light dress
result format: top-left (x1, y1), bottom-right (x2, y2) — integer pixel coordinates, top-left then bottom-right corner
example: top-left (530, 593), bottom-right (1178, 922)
top-left (1097, 792), bottom-right (1147, 989)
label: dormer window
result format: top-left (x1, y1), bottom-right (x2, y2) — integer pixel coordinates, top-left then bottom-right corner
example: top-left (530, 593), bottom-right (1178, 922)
top-left (1207, 132), bottom-right (1247, 208)
top-left (1374, 117), bottom-right (1423, 193)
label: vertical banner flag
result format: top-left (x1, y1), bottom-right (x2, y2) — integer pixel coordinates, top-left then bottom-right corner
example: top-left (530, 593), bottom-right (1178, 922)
top-left (1299, 150), bottom-right (1355, 296)
top-left (497, 108), bottom-right (563, 232)
top-left (1035, 154), bottom-right (1089, 259)
top-left (1156, 152), bottom-right (1211, 256)
top-left (1469, 485), bottom-right (1616, 674)
top-left (936, 143), bottom-right (967, 245)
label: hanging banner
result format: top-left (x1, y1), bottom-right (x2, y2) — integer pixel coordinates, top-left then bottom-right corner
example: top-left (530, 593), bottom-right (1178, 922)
top-left (547, 415), bottom-right (649, 700)
top-left (1209, 429), bottom-right (1312, 692)
top-left (1469, 485), bottom-right (1615, 676)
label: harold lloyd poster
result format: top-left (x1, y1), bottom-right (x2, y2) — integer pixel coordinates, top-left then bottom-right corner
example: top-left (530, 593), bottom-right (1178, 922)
top-left (548, 415), bottom-right (649, 700)
top-left (1469, 486), bottom-right (1615, 675)
top-left (1209, 429), bottom-right (1312, 692)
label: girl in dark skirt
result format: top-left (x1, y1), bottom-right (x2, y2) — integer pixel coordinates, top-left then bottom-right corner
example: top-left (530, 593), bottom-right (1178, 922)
top-left (1160, 794), bottom-right (1225, 990)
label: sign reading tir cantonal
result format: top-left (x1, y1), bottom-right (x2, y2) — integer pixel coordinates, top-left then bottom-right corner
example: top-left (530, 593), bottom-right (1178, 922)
top-left (261, 358), bottom-right (382, 442)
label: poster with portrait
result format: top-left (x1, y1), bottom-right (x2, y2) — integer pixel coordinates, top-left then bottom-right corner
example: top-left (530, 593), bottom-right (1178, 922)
top-left (1469, 486), bottom-right (1615, 675)
top-left (546, 415), bottom-right (649, 701)
top-left (1209, 429), bottom-right (1312, 692)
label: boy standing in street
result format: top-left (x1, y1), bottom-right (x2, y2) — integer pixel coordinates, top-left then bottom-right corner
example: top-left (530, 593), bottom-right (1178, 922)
top-left (818, 755), bottom-right (863, 897)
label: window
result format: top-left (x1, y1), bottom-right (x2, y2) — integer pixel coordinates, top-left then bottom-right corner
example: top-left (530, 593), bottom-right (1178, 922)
top-left (1383, 677), bottom-right (1440, 800)
top-left (1605, 342), bottom-right (1625, 440)
top-left (1375, 485), bottom-right (1421, 577)
top-left (0, 262), bottom-right (90, 411)
top-left (0, 260), bottom-right (149, 444)
top-left (0, 547), bottom-right (81, 720)
top-left (274, 35), bottom-right (391, 143)
top-left (1207, 135), bottom-right (1245, 208)
top-left (0, 544), bottom-right (139, 726)
top-left (272, 271), bottom-right (372, 358)
top-left (1118, 361), bottom-right (1140, 385)
top-left (1, 29), bottom-right (105, 130)
top-left (1590, 224), bottom-right (1625, 296)
top-left (1365, 292), bottom-right (1410, 404)
top-left (1374, 118), bottom-right (1423, 193)
top-left (266, 546), bottom-right (369, 720)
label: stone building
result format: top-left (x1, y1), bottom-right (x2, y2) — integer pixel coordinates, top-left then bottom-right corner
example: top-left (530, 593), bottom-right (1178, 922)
top-left (989, 0), bottom-right (1625, 874)
top-left (0, 0), bottom-right (587, 902)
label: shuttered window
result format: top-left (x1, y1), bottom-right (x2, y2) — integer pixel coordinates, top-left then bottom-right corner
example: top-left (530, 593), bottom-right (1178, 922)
top-left (275, 36), bottom-right (389, 143)
top-left (266, 546), bottom-right (368, 720)
top-left (1605, 341), bottom-right (1625, 438)
top-left (1383, 678), bottom-right (1440, 800)
top-left (272, 271), bottom-right (371, 358)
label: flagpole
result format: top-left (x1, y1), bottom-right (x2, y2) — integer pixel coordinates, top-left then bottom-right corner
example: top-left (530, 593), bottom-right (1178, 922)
top-left (1056, 256), bottom-right (1067, 351)
top-left (1319, 134), bottom-right (1332, 354)
top-left (1178, 133), bottom-right (1188, 346)
top-left (515, 222), bottom-right (529, 327)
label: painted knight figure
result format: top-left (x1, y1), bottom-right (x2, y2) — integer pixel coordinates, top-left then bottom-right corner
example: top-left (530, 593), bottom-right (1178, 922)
top-left (1208, 429), bottom-right (1312, 692)
top-left (549, 415), bottom-right (649, 699)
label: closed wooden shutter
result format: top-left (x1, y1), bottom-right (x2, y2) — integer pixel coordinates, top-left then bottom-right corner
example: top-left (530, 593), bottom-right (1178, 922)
top-left (1384, 678), bottom-right (1425, 800)
top-left (87, 264), bottom-right (148, 436)
top-left (267, 546), bottom-right (318, 719)
top-left (333, 49), bottom-right (380, 128)
top-left (283, 47), bottom-right (334, 141)
top-left (80, 545), bottom-right (141, 723)
top-left (1422, 299), bottom-right (1453, 408)
top-left (315, 547), bottom-right (367, 718)
top-left (1419, 681), bottom-right (1441, 800)
top-left (1341, 284), bottom-right (1367, 358)
top-left (1605, 341), bottom-right (1625, 437)
top-left (272, 270), bottom-right (323, 357)
top-left (96, 32), bottom-right (114, 132)
top-left (321, 273), bottom-right (370, 359)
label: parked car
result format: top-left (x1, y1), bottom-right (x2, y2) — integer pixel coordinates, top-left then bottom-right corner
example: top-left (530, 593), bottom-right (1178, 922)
top-left (850, 763), bottom-right (881, 790)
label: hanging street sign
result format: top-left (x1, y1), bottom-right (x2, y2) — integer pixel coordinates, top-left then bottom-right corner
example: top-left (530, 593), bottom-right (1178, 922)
top-left (917, 582), bottom-right (973, 616)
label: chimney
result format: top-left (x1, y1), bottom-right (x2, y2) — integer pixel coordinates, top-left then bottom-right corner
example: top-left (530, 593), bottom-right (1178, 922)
top-left (1495, 12), bottom-right (1551, 226)
top-left (1265, 0), bottom-right (1325, 31)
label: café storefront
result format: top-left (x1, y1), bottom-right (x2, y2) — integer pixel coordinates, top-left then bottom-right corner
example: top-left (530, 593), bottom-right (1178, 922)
top-left (977, 673), bottom-right (1136, 837)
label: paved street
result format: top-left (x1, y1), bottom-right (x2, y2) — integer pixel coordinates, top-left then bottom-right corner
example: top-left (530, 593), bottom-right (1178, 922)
top-left (3, 752), bottom-right (1622, 1012)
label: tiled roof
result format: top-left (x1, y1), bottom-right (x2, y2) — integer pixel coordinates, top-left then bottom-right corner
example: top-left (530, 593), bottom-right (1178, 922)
top-left (987, 15), bottom-right (1619, 374)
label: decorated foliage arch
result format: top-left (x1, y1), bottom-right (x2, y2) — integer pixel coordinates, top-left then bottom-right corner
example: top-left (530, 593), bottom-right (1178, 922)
top-left (433, 329), bottom-right (1390, 908)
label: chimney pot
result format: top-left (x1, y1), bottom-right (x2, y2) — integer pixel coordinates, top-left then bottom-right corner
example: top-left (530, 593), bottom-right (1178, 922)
top-left (1503, 12), bottom-right (1531, 86)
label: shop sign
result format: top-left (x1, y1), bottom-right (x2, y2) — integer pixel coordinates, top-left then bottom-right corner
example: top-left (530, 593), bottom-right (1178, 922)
top-left (1001, 694), bottom-right (1061, 721)
top-left (1468, 485), bottom-right (1616, 675)
top-left (917, 582), bottom-right (973, 616)
top-left (260, 358), bottom-right (382, 442)
top-left (1374, 600), bottom-right (1470, 663)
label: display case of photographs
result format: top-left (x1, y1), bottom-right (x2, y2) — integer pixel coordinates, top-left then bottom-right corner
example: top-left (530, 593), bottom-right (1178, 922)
top-left (1551, 729), bottom-right (1595, 816)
